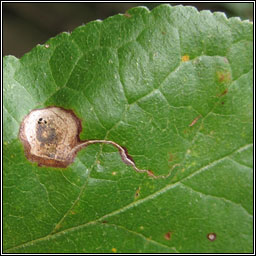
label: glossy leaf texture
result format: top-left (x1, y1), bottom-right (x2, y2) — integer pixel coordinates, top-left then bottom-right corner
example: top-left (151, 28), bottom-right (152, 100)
top-left (3, 5), bottom-right (253, 253)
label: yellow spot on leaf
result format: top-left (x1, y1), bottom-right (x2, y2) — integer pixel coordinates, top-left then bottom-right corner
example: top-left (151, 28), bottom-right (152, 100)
top-left (182, 55), bottom-right (190, 62)
top-left (112, 248), bottom-right (117, 253)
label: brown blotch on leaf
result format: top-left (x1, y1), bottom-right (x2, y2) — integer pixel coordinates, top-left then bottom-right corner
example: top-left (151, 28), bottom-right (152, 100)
top-left (207, 232), bottom-right (216, 241)
top-left (19, 106), bottom-right (82, 168)
top-left (164, 231), bottom-right (172, 240)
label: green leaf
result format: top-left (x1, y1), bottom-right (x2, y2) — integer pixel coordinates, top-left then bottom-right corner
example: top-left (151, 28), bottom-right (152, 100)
top-left (3, 4), bottom-right (253, 253)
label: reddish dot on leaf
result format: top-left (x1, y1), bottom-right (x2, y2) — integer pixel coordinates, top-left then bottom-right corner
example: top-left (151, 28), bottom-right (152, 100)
top-left (164, 231), bottom-right (172, 240)
top-left (207, 232), bottom-right (216, 241)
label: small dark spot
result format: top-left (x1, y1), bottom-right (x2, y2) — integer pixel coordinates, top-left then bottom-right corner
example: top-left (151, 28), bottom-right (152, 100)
top-left (102, 220), bottom-right (108, 224)
top-left (39, 118), bottom-right (43, 121)
top-left (44, 120), bottom-right (47, 124)
top-left (164, 231), bottom-right (172, 240)
top-left (221, 101), bottom-right (225, 105)
top-left (207, 232), bottom-right (216, 241)
top-left (135, 187), bottom-right (140, 198)
top-left (162, 31), bottom-right (166, 35)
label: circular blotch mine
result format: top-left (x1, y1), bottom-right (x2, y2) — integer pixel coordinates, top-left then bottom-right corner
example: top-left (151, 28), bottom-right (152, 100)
top-left (19, 106), bottom-right (82, 168)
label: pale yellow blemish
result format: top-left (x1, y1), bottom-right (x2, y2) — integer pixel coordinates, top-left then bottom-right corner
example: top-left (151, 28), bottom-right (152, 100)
top-left (182, 55), bottom-right (190, 62)
top-left (112, 171), bottom-right (117, 176)
top-left (112, 248), bottom-right (117, 253)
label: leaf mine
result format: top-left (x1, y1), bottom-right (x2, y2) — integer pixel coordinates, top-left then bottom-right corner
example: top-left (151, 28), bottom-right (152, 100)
top-left (19, 106), bottom-right (82, 168)
top-left (19, 106), bottom-right (172, 178)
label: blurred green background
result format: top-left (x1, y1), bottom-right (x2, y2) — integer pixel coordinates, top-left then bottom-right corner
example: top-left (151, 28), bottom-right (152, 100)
top-left (3, 2), bottom-right (253, 58)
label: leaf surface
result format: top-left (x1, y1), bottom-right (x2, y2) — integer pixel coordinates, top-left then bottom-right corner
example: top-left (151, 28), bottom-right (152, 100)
top-left (3, 5), bottom-right (253, 253)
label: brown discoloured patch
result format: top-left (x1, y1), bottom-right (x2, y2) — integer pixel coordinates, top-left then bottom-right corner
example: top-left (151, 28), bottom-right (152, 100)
top-left (162, 31), bottom-right (166, 35)
top-left (164, 231), bottom-right (172, 240)
top-left (19, 106), bottom-right (82, 168)
top-left (182, 55), bottom-right (190, 62)
top-left (217, 70), bottom-right (231, 83)
top-left (218, 88), bottom-right (228, 97)
top-left (207, 232), bottom-right (216, 241)
top-left (189, 115), bottom-right (202, 127)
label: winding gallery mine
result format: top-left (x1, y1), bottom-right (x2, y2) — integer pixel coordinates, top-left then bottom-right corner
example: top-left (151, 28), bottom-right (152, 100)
top-left (19, 107), bottom-right (154, 176)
